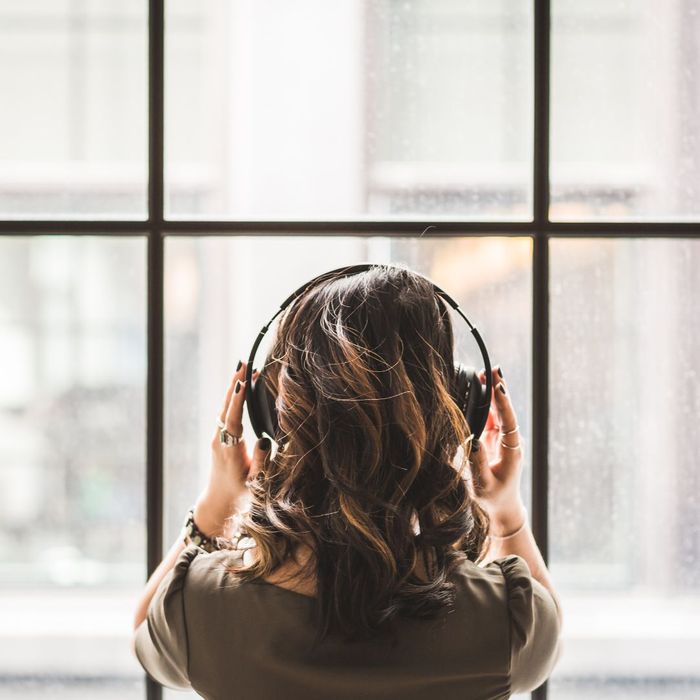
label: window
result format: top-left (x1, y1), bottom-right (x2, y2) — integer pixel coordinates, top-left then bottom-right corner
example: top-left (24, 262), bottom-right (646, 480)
top-left (165, 0), bottom-right (533, 219)
top-left (0, 2), bottom-right (698, 699)
top-left (0, 1), bottom-right (148, 218)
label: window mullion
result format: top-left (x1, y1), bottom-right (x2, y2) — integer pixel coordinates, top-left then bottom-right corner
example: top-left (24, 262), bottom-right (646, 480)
top-left (532, 0), bottom-right (551, 697)
top-left (146, 0), bottom-right (165, 698)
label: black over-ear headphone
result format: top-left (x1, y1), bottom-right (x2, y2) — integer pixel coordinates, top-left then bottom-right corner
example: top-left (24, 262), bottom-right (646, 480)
top-left (244, 263), bottom-right (493, 444)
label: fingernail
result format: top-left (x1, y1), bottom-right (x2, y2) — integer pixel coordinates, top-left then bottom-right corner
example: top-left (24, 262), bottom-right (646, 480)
top-left (235, 380), bottom-right (241, 394)
top-left (259, 437), bottom-right (271, 451)
top-left (236, 360), bottom-right (242, 371)
top-left (497, 366), bottom-right (503, 378)
top-left (498, 382), bottom-right (506, 395)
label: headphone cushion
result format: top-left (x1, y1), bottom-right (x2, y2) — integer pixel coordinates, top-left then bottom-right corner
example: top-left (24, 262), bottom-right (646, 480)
top-left (453, 363), bottom-right (489, 439)
top-left (249, 370), bottom-right (279, 440)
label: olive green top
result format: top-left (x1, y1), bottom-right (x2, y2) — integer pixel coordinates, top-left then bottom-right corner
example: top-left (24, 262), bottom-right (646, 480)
top-left (135, 543), bottom-right (562, 699)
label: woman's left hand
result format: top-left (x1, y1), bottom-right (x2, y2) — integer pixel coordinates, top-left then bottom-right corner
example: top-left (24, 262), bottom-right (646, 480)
top-left (193, 361), bottom-right (271, 538)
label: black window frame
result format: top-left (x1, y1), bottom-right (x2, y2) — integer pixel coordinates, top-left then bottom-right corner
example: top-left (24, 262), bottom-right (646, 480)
top-left (1, 1), bottom-right (699, 698)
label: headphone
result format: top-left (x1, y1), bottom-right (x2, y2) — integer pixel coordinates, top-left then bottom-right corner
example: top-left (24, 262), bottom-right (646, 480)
top-left (244, 263), bottom-right (493, 444)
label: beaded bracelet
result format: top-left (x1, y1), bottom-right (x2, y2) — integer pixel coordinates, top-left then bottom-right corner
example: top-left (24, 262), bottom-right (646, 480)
top-left (180, 506), bottom-right (237, 553)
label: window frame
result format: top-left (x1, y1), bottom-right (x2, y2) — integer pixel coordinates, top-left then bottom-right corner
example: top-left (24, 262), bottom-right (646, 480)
top-left (1, 1), bottom-right (698, 698)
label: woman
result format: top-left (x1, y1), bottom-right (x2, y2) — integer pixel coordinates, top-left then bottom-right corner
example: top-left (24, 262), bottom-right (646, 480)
top-left (132, 264), bottom-right (563, 699)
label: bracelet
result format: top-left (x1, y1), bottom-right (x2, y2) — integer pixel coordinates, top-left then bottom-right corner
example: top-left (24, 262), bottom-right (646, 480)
top-left (489, 504), bottom-right (528, 539)
top-left (181, 506), bottom-right (228, 553)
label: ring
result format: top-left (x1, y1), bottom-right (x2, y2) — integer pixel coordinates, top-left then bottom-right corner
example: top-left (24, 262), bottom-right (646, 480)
top-left (500, 439), bottom-right (521, 450)
top-left (220, 429), bottom-right (242, 447)
top-left (216, 417), bottom-right (243, 447)
top-left (501, 424), bottom-right (519, 436)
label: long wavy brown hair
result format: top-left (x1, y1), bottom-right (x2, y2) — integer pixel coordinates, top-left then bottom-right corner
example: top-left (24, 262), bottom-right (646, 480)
top-left (219, 264), bottom-right (491, 645)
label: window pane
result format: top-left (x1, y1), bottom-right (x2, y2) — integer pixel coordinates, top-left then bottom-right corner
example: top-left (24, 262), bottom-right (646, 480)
top-left (0, 236), bottom-right (147, 698)
top-left (549, 239), bottom-right (700, 699)
top-left (163, 236), bottom-right (533, 544)
top-left (166, 1), bottom-right (533, 220)
top-left (551, 1), bottom-right (700, 221)
top-left (0, 1), bottom-right (147, 218)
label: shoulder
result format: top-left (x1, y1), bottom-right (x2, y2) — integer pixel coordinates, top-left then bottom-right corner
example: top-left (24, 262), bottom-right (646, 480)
top-left (483, 554), bottom-right (564, 694)
top-left (181, 542), bottom-right (249, 593)
top-left (451, 552), bottom-right (526, 600)
top-left (133, 543), bottom-right (249, 689)
top-left (486, 554), bottom-right (562, 647)
top-left (133, 544), bottom-right (205, 690)
top-left (152, 542), bottom-right (239, 596)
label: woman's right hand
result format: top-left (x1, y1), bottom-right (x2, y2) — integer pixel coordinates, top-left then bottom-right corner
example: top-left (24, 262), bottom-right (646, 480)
top-left (469, 366), bottom-right (526, 534)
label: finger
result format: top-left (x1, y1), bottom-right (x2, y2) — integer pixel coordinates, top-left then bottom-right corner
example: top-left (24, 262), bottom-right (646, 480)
top-left (479, 368), bottom-right (500, 429)
top-left (225, 366), bottom-right (248, 437)
top-left (482, 390), bottom-right (501, 456)
top-left (249, 436), bottom-right (272, 479)
top-left (492, 371), bottom-right (522, 457)
top-left (219, 360), bottom-right (246, 424)
top-left (481, 427), bottom-right (499, 458)
top-left (485, 401), bottom-right (499, 431)
top-left (467, 438), bottom-right (492, 497)
top-left (493, 374), bottom-right (517, 432)
top-left (219, 381), bottom-right (236, 425)
top-left (475, 369), bottom-right (499, 454)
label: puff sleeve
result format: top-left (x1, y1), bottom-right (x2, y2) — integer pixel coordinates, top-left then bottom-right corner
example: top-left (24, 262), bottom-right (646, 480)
top-left (496, 554), bottom-right (563, 694)
top-left (134, 543), bottom-right (204, 690)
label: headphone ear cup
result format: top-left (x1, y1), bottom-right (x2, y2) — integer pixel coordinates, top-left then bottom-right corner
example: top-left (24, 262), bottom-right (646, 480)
top-left (452, 363), bottom-right (471, 414)
top-left (453, 363), bottom-right (490, 440)
top-left (248, 369), bottom-right (279, 441)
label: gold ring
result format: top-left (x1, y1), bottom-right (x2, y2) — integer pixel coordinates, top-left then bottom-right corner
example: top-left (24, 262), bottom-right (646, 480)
top-left (500, 439), bottom-right (521, 450)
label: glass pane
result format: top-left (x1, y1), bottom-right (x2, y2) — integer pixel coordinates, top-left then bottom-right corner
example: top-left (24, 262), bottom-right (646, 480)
top-left (551, 1), bottom-right (700, 221)
top-left (166, 1), bottom-right (533, 220)
top-left (549, 239), bottom-right (700, 699)
top-left (0, 1), bottom-right (148, 218)
top-left (0, 236), bottom-right (147, 698)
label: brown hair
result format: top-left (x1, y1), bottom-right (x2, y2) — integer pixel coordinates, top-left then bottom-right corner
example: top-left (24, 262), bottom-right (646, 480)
top-left (220, 264), bottom-right (491, 645)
